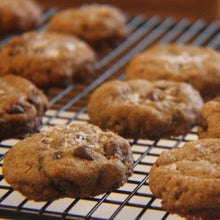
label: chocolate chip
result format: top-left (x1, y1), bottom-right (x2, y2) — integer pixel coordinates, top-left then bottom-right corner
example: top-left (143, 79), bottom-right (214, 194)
top-left (174, 186), bottom-right (188, 200)
top-left (174, 87), bottom-right (181, 96)
top-left (146, 92), bottom-right (159, 101)
top-left (157, 86), bottom-right (167, 91)
top-left (201, 118), bottom-right (208, 131)
top-left (8, 104), bottom-right (24, 114)
top-left (54, 151), bottom-right (64, 159)
top-left (32, 88), bottom-right (39, 96)
top-left (104, 141), bottom-right (123, 159)
top-left (75, 133), bottom-right (86, 140)
top-left (41, 137), bottom-right (53, 144)
top-left (81, 24), bottom-right (89, 31)
top-left (73, 145), bottom-right (94, 160)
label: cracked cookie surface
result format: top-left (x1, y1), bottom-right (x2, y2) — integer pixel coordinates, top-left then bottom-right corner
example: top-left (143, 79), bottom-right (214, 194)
top-left (3, 123), bottom-right (133, 201)
top-left (87, 79), bottom-right (203, 139)
top-left (0, 31), bottom-right (96, 88)
top-left (0, 74), bottom-right (48, 140)
top-left (126, 44), bottom-right (220, 100)
top-left (198, 96), bottom-right (220, 139)
top-left (149, 139), bottom-right (220, 220)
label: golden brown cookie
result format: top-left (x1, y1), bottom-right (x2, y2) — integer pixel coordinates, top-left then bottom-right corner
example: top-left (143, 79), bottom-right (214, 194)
top-left (0, 0), bottom-right (42, 33)
top-left (3, 123), bottom-right (134, 201)
top-left (0, 74), bottom-right (48, 140)
top-left (47, 4), bottom-right (129, 50)
top-left (149, 138), bottom-right (220, 220)
top-left (0, 31), bottom-right (96, 88)
top-left (126, 44), bottom-right (220, 100)
top-left (198, 97), bottom-right (220, 139)
top-left (87, 79), bottom-right (203, 140)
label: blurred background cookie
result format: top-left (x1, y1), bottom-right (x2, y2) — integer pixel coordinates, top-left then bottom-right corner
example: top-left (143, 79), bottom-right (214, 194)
top-left (198, 96), bottom-right (220, 139)
top-left (47, 4), bottom-right (130, 51)
top-left (0, 0), bottom-right (42, 33)
top-left (126, 44), bottom-right (220, 100)
top-left (88, 79), bottom-right (203, 140)
top-left (3, 123), bottom-right (133, 201)
top-left (0, 75), bottom-right (48, 140)
top-left (0, 31), bottom-right (96, 88)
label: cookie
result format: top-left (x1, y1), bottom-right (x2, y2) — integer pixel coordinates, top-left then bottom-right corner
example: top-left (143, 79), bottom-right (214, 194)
top-left (0, 0), bottom-right (42, 33)
top-left (3, 123), bottom-right (134, 201)
top-left (0, 31), bottom-right (96, 88)
top-left (149, 139), bottom-right (220, 220)
top-left (126, 44), bottom-right (220, 100)
top-left (47, 4), bottom-right (129, 50)
top-left (0, 75), bottom-right (48, 140)
top-left (198, 96), bottom-right (220, 139)
top-left (87, 79), bottom-right (203, 140)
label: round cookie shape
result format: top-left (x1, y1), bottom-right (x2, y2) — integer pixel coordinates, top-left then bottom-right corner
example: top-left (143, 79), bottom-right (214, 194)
top-left (149, 139), bottom-right (220, 220)
top-left (126, 44), bottom-right (220, 100)
top-left (87, 79), bottom-right (203, 140)
top-left (3, 123), bottom-right (134, 201)
top-left (47, 4), bottom-right (129, 49)
top-left (0, 0), bottom-right (42, 33)
top-left (0, 31), bottom-right (96, 88)
top-left (0, 74), bottom-right (48, 140)
top-left (198, 96), bottom-right (220, 139)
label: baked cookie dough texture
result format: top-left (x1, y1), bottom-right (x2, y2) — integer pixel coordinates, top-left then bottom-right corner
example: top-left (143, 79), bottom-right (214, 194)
top-left (0, 31), bottom-right (96, 88)
top-left (3, 123), bottom-right (134, 201)
top-left (0, 75), bottom-right (48, 140)
top-left (88, 79), bottom-right (203, 140)
top-left (198, 96), bottom-right (220, 139)
top-left (149, 139), bottom-right (220, 220)
top-left (126, 44), bottom-right (220, 100)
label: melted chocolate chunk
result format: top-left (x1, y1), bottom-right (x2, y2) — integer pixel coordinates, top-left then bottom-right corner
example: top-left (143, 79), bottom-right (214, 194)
top-left (104, 141), bottom-right (124, 160)
top-left (146, 92), bottom-right (160, 101)
top-left (8, 104), bottom-right (24, 114)
top-left (73, 145), bottom-right (94, 160)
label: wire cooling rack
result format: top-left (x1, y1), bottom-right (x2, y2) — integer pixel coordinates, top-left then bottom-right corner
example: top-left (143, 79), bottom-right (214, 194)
top-left (0, 7), bottom-right (219, 220)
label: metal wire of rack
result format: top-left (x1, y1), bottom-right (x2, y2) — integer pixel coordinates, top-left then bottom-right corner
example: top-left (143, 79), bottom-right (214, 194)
top-left (0, 7), bottom-right (219, 220)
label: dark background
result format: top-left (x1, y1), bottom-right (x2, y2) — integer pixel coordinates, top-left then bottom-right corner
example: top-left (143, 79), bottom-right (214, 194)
top-left (37, 0), bottom-right (220, 21)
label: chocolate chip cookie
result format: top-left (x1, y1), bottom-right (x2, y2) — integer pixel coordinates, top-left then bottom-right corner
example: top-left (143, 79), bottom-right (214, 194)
top-left (0, 75), bottom-right (48, 140)
top-left (149, 138), bottom-right (220, 220)
top-left (126, 44), bottom-right (220, 100)
top-left (0, 31), bottom-right (96, 88)
top-left (0, 0), bottom-right (42, 33)
top-left (198, 96), bottom-right (220, 139)
top-left (87, 79), bottom-right (203, 140)
top-left (47, 4), bottom-right (129, 50)
top-left (3, 123), bottom-right (134, 201)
